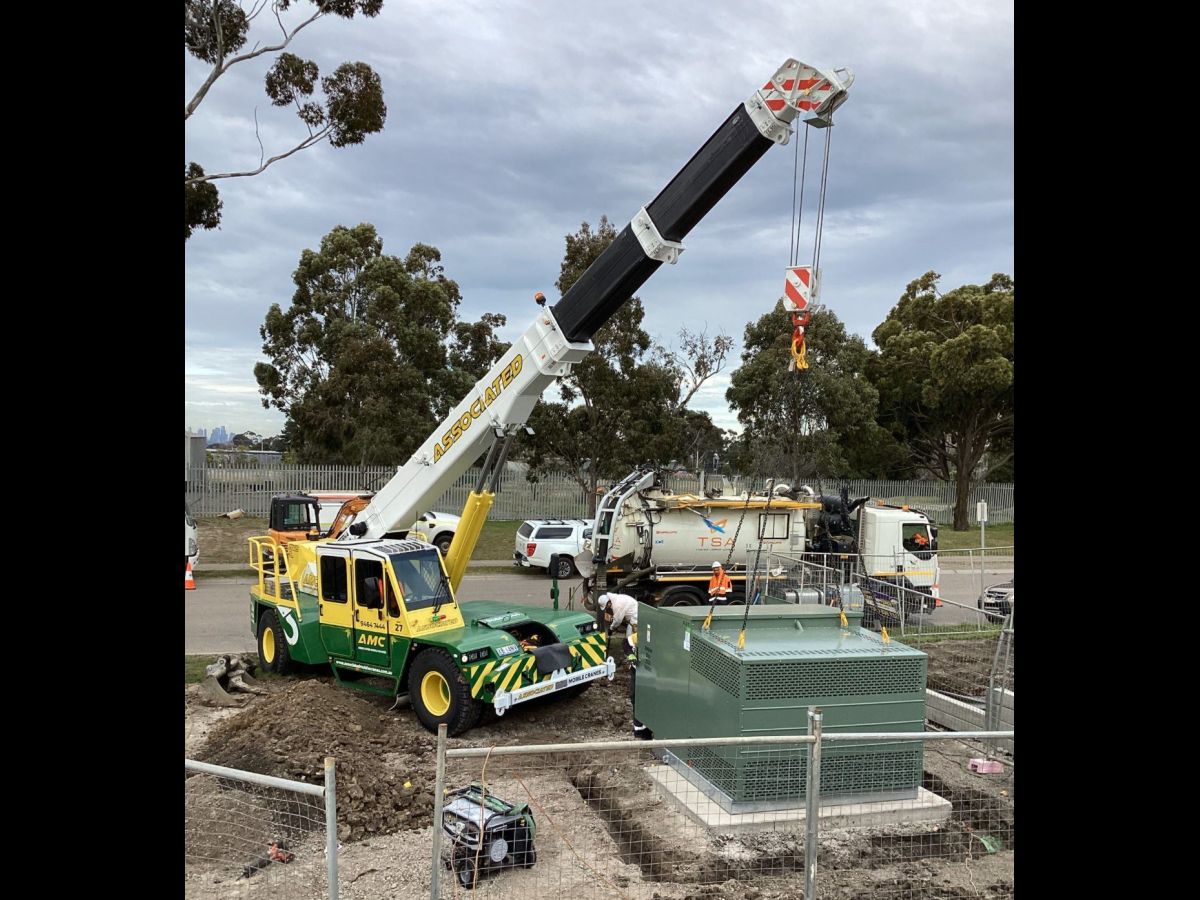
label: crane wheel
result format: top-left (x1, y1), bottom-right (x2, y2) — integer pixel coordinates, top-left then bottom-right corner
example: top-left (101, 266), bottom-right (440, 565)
top-left (408, 648), bottom-right (481, 736)
top-left (257, 608), bottom-right (293, 675)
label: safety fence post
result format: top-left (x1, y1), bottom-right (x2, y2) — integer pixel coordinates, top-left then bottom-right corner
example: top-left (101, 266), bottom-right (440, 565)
top-left (430, 723), bottom-right (448, 899)
top-left (805, 706), bottom-right (824, 900)
top-left (325, 756), bottom-right (338, 900)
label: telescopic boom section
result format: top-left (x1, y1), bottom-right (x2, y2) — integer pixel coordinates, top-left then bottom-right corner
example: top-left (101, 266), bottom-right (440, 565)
top-left (341, 58), bottom-right (852, 542)
top-left (552, 58), bottom-right (852, 343)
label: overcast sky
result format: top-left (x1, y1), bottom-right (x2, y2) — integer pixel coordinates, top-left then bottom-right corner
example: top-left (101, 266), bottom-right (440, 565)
top-left (185, 0), bottom-right (1013, 439)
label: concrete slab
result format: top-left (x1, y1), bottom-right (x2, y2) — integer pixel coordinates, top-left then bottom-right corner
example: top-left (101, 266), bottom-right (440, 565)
top-left (646, 764), bottom-right (952, 833)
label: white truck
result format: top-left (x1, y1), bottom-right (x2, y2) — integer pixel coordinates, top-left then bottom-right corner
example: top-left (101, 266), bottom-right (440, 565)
top-left (579, 468), bottom-right (940, 615)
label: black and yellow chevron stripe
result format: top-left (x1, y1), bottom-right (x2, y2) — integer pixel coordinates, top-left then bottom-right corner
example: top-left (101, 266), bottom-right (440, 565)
top-left (463, 631), bottom-right (610, 699)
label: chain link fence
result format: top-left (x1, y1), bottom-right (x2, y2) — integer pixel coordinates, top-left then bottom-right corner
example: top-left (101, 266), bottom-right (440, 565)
top-left (427, 727), bottom-right (1013, 899)
top-left (184, 758), bottom-right (338, 900)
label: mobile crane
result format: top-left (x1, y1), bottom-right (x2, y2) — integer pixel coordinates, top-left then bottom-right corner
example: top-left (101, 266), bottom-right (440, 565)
top-left (247, 58), bottom-right (854, 736)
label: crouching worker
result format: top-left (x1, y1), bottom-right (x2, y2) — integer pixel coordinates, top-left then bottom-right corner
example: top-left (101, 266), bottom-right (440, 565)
top-left (597, 592), bottom-right (652, 740)
top-left (597, 591), bottom-right (638, 656)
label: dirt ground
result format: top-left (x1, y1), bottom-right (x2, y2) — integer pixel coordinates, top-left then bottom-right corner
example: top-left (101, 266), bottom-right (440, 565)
top-left (185, 641), bottom-right (1014, 898)
top-left (920, 639), bottom-right (1013, 697)
top-left (196, 516), bottom-right (268, 564)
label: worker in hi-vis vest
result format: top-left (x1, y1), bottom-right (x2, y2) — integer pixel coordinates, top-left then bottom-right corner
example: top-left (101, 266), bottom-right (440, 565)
top-left (708, 561), bottom-right (733, 601)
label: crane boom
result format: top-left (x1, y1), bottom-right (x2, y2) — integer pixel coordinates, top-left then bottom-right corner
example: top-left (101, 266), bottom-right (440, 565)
top-left (341, 58), bottom-right (853, 543)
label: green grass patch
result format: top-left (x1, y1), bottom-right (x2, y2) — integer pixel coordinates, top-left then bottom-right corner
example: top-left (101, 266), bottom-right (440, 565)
top-left (902, 623), bottom-right (1005, 645)
top-left (936, 522), bottom-right (1013, 551)
top-left (185, 655), bottom-right (214, 683)
top-left (469, 519), bottom-right (524, 560)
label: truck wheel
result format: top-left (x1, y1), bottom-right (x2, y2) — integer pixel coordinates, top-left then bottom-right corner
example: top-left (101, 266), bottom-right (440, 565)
top-left (548, 556), bottom-right (575, 579)
top-left (660, 585), bottom-right (704, 606)
top-left (408, 648), bottom-right (482, 736)
top-left (434, 533), bottom-right (454, 556)
top-left (257, 608), bottom-right (293, 675)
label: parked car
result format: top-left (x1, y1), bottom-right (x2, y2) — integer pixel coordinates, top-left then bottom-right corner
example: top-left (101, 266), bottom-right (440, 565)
top-left (185, 500), bottom-right (199, 572)
top-left (977, 578), bottom-right (1014, 623)
top-left (410, 511), bottom-right (461, 556)
top-left (514, 519), bottom-right (592, 578)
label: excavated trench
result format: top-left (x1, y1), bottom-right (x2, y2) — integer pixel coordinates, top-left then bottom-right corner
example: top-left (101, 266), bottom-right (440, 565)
top-left (570, 760), bottom-right (1015, 886)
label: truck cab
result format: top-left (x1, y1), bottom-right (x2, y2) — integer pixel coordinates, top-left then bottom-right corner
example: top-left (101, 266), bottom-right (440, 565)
top-left (856, 504), bottom-right (940, 617)
top-left (267, 494), bottom-right (323, 547)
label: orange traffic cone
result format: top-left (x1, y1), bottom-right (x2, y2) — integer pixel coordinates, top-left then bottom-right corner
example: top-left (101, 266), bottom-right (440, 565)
top-left (185, 560), bottom-right (197, 591)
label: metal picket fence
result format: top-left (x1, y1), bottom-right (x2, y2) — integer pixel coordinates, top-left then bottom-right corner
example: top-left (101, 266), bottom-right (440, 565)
top-left (426, 725), bottom-right (1014, 899)
top-left (184, 758), bottom-right (339, 899)
top-left (186, 463), bottom-right (1014, 525)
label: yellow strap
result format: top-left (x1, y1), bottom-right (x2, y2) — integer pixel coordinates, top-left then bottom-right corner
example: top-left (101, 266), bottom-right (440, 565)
top-left (736, 629), bottom-right (746, 650)
top-left (839, 610), bottom-right (848, 628)
top-left (790, 336), bottom-right (809, 370)
top-left (881, 627), bottom-right (890, 644)
top-left (702, 608), bottom-right (714, 630)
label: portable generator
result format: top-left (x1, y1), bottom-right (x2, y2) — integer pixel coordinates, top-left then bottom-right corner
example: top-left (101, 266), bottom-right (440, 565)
top-left (440, 784), bottom-right (537, 889)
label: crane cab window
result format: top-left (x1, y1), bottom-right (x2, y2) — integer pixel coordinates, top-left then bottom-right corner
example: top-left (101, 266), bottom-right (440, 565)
top-left (319, 556), bottom-right (348, 603)
top-left (272, 499), bottom-right (319, 533)
top-left (355, 559), bottom-right (393, 612)
top-left (389, 550), bottom-right (452, 612)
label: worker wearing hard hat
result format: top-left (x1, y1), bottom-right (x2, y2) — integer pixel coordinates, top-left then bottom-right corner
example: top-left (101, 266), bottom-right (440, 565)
top-left (596, 591), bottom-right (638, 656)
top-left (596, 591), bottom-right (651, 740)
top-left (708, 561), bottom-right (733, 602)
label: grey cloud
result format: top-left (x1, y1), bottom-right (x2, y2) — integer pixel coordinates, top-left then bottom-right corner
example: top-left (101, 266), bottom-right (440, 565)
top-left (185, 0), bottom-right (1012, 437)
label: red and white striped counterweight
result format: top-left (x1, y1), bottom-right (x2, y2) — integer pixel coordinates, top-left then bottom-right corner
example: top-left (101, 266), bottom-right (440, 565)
top-left (783, 265), bottom-right (818, 370)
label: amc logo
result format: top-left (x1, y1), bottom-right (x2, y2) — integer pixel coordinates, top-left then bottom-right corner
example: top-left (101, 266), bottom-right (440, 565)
top-left (357, 633), bottom-right (387, 648)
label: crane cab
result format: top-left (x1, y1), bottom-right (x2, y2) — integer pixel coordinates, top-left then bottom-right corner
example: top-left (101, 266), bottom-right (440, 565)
top-left (268, 494), bottom-right (323, 547)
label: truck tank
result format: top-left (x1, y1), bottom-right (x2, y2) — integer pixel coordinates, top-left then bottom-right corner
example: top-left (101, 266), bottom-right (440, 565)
top-left (603, 485), bottom-right (822, 572)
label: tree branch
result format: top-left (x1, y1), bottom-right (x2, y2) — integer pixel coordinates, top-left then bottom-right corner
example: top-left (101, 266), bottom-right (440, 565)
top-left (185, 10), bottom-right (324, 120)
top-left (185, 129), bottom-right (331, 183)
top-left (246, 0), bottom-right (272, 24)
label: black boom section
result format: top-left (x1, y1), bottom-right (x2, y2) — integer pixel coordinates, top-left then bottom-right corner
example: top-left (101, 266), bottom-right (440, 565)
top-left (550, 228), bottom-right (662, 345)
top-left (552, 107), bottom-right (774, 343)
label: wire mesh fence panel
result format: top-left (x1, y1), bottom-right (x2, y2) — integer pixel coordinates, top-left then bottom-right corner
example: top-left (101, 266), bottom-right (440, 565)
top-left (185, 761), bottom-right (330, 900)
top-left (819, 735), bottom-right (1015, 900)
top-left (430, 734), bottom-right (1013, 899)
top-left (753, 550), bottom-right (1015, 758)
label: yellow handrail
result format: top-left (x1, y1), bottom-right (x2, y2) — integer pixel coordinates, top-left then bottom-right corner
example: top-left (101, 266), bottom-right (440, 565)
top-left (247, 535), bottom-right (300, 615)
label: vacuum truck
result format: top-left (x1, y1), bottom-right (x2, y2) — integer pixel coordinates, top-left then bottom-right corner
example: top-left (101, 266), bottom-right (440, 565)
top-left (578, 468), bottom-right (940, 615)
